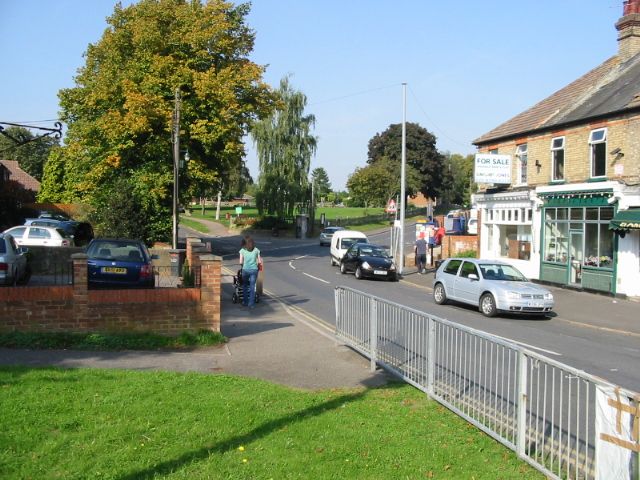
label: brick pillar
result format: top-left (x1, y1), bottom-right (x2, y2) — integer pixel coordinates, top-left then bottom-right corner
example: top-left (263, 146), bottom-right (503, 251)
top-left (185, 237), bottom-right (200, 268)
top-left (71, 253), bottom-right (89, 328)
top-left (199, 254), bottom-right (221, 331)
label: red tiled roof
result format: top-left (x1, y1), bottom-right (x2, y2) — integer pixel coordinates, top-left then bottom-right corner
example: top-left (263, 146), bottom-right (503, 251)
top-left (0, 160), bottom-right (40, 192)
top-left (473, 55), bottom-right (639, 145)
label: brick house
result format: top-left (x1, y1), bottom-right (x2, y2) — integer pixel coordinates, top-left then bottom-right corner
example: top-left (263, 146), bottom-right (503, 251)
top-left (472, 0), bottom-right (640, 297)
top-left (0, 160), bottom-right (41, 193)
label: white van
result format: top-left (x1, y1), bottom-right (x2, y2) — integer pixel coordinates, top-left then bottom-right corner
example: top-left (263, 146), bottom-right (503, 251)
top-left (330, 230), bottom-right (368, 266)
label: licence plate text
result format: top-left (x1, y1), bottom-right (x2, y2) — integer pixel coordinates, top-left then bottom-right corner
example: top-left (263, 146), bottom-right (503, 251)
top-left (374, 270), bottom-right (387, 275)
top-left (102, 267), bottom-right (127, 274)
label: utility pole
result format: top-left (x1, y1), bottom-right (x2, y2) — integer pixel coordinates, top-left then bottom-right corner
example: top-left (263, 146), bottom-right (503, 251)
top-left (172, 89), bottom-right (181, 249)
top-left (399, 83), bottom-right (407, 275)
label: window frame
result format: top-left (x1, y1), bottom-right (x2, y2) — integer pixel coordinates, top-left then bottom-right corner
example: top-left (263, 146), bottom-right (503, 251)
top-left (551, 136), bottom-right (565, 181)
top-left (589, 128), bottom-right (607, 179)
top-left (515, 143), bottom-right (528, 185)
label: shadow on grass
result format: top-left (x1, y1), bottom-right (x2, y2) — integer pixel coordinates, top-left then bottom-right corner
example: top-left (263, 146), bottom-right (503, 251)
top-left (116, 390), bottom-right (370, 480)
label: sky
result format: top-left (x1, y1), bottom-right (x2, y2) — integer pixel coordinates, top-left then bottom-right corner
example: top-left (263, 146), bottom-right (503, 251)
top-left (0, 0), bottom-right (624, 190)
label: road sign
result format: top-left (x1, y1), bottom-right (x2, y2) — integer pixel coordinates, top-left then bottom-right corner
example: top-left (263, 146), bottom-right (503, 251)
top-left (385, 199), bottom-right (397, 213)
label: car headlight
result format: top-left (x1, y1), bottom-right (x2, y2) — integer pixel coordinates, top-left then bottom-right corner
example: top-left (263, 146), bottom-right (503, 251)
top-left (507, 291), bottom-right (521, 299)
top-left (544, 292), bottom-right (554, 300)
top-left (361, 261), bottom-right (372, 270)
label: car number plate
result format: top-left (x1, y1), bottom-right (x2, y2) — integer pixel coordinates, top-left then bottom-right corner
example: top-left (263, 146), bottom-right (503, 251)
top-left (527, 302), bottom-right (544, 307)
top-left (373, 270), bottom-right (387, 275)
top-left (102, 267), bottom-right (127, 274)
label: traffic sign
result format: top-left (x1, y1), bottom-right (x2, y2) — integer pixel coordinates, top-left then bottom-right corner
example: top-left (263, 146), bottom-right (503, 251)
top-left (385, 199), bottom-right (397, 213)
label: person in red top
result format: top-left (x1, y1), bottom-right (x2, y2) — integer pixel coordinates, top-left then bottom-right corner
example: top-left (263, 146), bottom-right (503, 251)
top-left (434, 226), bottom-right (445, 246)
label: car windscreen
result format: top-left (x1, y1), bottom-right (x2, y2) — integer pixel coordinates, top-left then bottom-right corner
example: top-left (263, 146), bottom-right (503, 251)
top-left (341, 238), bottom-right (365, 249)
top-left (479, 264), bottom-right (528, 282)
top-left (87, 242), bottom-right (145, 262)
top-left (359, 246), bottom-right (390, 258)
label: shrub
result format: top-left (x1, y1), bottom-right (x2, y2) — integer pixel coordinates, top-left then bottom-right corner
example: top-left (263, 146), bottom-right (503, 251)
top-left (456, 249), bottom-right (477, 258)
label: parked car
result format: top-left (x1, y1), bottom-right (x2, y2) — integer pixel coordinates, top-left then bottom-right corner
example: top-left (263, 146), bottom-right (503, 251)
top-left (24, 218), bottom-right (94, 246)
top-left (86, 238), bottom-right (155, 289)
top-left (0, 233), bottom-right (30, 286)
top-left (3, 225), bottom-right (73, 247)
top-left (339, 243), bottom-right (398, 281)
top-left (330, 230), bottom-right (368, 266)
top-left (319, 226), bottom-right (344, 246)
top-left (433, 258), bottom-right (554, 317)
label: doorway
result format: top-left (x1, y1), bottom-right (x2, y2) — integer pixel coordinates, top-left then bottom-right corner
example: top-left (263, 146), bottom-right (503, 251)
top-left (569, 230), bottom-right (583, 286)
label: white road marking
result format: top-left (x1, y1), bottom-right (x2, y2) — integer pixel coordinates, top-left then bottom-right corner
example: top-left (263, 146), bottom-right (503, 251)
top-left (491, 334), bottom-right (563, 356)
top-left (288, 261), bottom-right (296, 270)
top-left (303, 272), bottom-right (330, 284)
top-left (295, 255), bottom-right (308, 260)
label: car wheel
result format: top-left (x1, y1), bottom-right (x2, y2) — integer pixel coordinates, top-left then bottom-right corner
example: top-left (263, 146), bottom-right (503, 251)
top-left (434, 283), bottom-right (447, 304)
top-left (480, 293), bottom-right (497, 317)
top-left (355, 266), bottom-right (363, 280)
top-left (340, 262), bottom-right (347, 274)
top-left (330, 256), bottom-right (336, 266)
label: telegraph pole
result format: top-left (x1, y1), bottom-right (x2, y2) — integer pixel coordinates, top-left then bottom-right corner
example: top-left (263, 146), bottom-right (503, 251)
top-left (172, 89), bottom-right (181, 249)
top-left (399, 83), bottom-right (407, 275)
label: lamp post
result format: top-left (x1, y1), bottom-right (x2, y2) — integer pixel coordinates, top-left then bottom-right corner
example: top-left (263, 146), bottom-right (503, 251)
top-left (399, 83), bottom-right (407, 275)
top-left (172, 89), bottom-right (181, 249)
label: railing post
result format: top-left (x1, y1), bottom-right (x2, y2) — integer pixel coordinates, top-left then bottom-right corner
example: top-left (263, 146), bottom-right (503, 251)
top-left (427, 316), bottom-right (435, 395)
top-left (334, 287), bottom-right (340, 336)
top-left (517, 350), bottom-right (528, 457)
top-left (370, 296), bottom-right (377, 372)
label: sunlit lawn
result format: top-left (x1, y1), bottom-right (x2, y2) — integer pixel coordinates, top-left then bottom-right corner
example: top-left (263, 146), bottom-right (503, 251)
top-left (0, 367), bottom-right (543, 479)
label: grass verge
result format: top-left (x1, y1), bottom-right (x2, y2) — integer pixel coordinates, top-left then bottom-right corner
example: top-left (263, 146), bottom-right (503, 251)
top-left (0, 330), bottom-right (226, 351)
top-left (179, 215), bottom-right (209, 233)
top-left (0, 368), bottom-right (544, 479)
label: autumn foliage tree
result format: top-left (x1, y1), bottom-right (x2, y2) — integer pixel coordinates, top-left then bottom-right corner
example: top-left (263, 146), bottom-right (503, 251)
top-left (39, 0), bottom-right (275, 242)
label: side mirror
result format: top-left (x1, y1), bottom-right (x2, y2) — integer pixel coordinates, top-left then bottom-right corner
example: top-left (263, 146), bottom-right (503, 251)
top-left (468, 273), bottom-right (479, 281)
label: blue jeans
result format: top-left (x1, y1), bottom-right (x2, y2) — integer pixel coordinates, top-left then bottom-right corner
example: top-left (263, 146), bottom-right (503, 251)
top-left (242, 268), bottom-right (258, 307)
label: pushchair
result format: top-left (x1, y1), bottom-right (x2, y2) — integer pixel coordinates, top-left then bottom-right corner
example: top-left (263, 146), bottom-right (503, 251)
top-left (231, 268), bottom-right (260, 304)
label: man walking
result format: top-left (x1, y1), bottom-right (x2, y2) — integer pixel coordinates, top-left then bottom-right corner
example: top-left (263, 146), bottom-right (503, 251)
top-left (414, 232), bottom-right (428, 274)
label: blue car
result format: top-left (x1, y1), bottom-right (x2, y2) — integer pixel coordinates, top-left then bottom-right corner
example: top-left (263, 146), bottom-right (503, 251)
top-left (86, 238), bottom-right (155, 289)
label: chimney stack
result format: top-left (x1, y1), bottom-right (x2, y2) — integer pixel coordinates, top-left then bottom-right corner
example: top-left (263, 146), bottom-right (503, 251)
top-left (617, 0), bottom-right (640, 62)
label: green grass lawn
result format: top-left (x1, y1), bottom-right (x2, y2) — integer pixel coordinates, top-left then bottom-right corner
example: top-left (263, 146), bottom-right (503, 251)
top-left (0, 367), bottom-right (543, 479)
top-left (179, 215), bottom-right (209, 233)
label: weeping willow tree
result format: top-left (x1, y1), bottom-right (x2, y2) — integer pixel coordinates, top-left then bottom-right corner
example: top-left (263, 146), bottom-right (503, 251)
top-left (252, 77), bottom-right (317, 219)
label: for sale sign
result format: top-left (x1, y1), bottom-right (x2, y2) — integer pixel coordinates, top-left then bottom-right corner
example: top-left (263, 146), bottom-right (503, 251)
top-left (474, 154), bottom-right (512, 184)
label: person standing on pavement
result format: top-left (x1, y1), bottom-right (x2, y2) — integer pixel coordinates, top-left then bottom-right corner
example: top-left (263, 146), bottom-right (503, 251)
top-left (414, 232), bottom-right (428, 274)
top-left (239, 236), bottom-right (262, 308)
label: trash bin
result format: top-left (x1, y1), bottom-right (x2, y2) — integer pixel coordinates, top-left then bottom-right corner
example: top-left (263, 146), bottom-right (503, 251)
top-left (169, 249), bottom-right (186, 277)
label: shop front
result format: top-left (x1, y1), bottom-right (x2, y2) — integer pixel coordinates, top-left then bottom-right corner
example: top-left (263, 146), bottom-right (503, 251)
top-left (609, 207), bottom-right (640, 298)
top-left (538, 188), bottom-right (616, 294)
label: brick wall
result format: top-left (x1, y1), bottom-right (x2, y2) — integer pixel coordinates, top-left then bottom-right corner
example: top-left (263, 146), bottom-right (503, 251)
top-left (441, 235), bottom-right (478, 258)
top-left (0, 242), bottom-right (221, 335)
top-left (476, 113), bottom-right (640, 187)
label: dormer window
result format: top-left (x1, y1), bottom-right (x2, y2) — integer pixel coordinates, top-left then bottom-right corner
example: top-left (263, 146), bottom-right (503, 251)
top-left (589, 128), bottom-right (607, 178)
top-left (551, 136), bottom-right (565, 181)
top-left (515, 144), bottom-right (528, 185)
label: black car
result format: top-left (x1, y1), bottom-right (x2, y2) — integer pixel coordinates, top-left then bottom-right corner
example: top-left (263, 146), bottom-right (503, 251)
top-left (339, 243), bottom-right (398, 281)
top-left (86, 238), bottom-right (155, 289)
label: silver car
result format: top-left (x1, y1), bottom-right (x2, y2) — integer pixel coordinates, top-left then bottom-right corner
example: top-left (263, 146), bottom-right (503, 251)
top-left (0, 233), bottom-right (30, 286)
top-left (433, 258), bottom-right (554, 317)
top-left (319, 226), bottom-right (344, 246)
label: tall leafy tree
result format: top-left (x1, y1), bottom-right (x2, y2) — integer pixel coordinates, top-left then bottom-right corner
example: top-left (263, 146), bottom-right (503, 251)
top-left (0, 126), bottom-right (59, 181)
top-left (252, 77), bottom-right (317, 219)
top-left (311, 167), bottom-right (331, 199)
top-left (40, 0), bottom-right (276, 241)
top-left (367, 122), bottom-right (445, 199)
top-left (438, 153), bottom-right (477, 207)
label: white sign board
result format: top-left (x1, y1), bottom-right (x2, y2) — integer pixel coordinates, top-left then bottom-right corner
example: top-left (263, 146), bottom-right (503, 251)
top-left (474, 154), bottom-right (512, 184)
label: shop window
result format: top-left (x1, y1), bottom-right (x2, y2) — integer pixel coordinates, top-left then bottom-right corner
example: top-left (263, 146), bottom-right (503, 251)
top-left (527, 209), bottom-right (532, 221)
top-left (515, 144), bottom-right (528, 185)
top-left (600, 207), bottom-right (614, 220)
top-left (551, 137), bottom-right (565, 181)
top-left (586, 208), bottom-right (599, 220)
top-left (584, 223), bottom-right (613, 268)
top-left (546, 208), bottom-right (556, 221)
top-left (499, 225), bottom-right (518, 257)
top-left (589, 128), bottom-right (607, 178)
top-left (545, 222), bottom-right (568, 263)
top-left (557, 208), bottom-right (568, 220)
top-left (570, 208), bottom-right (584, 220)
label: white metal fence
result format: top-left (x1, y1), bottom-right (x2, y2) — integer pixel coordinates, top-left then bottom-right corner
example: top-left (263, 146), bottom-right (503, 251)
top-left (335, 286), bottom-right (639, 480)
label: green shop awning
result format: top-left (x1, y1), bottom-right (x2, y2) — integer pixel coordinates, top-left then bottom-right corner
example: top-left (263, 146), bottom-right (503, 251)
top-left (609, 208), bottom-right (640, 232)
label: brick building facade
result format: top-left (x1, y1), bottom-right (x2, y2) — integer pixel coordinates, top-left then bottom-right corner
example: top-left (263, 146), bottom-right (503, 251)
top-left (472, 1), bottom-right (640, 297)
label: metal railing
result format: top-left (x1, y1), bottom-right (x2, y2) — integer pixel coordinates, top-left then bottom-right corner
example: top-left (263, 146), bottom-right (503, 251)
top-left (335, 286), bottom-right (639, 480)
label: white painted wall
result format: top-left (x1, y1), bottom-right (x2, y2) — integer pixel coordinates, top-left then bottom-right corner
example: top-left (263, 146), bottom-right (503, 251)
top-left (616, 231), bottom-right (640, 297)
